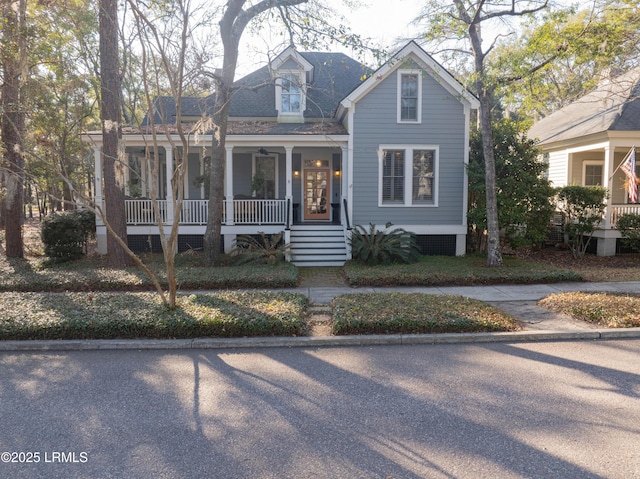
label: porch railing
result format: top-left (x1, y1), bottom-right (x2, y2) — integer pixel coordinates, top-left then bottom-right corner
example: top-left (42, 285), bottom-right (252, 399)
top-left (611, 205), bottom-right (640, 226)
top-left (179, 200), bottom-right (208, 225)
top-left (231, 199), bottom-right (287, 225)
top-left (125, 199), bottom-right (167, 225)
top-left (125, 199), bottom-right (287, 226)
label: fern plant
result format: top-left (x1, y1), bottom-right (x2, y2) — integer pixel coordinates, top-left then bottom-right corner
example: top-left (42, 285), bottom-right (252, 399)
top-left (233, 231), bottom-right (289, 264)
top-left (350, 222), bottom-right (420, 265)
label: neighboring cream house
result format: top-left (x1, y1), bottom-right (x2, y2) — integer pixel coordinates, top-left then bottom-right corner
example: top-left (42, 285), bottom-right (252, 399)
top-left (529, 68), bottom-right (640, 256)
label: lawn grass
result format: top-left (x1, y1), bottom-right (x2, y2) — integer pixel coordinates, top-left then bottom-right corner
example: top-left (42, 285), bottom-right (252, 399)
top-left (0, 254), bottom-right (299, 292)
top-left (343, 255), bottom-right (583, 287)
top-left (0, 291), bottom-right (308, 340)
top-left (331, 293), bottom-right (521, 335)
top-left (539, 292), bottom-right (640, 328)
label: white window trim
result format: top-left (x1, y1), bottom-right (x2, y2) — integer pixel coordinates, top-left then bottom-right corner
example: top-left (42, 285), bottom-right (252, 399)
top-left (378, 145), bottom-right (439, 207)
top-left (397, 70), bottom-right (422, 124)
top-left (252, 154), bottom-right (280, 199)
top-left (582, 160), bottom-right (604, 186)
top-left (275, 71), bottom-right (306, 121)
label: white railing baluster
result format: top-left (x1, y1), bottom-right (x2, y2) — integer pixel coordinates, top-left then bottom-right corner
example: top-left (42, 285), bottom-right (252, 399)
top-left (611, 205), bottom-right (640, 226)
top-left (126, 198), bottom-right (286, 226)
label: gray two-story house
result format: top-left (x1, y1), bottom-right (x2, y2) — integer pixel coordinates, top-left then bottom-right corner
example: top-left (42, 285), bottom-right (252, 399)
top-left (83, 41), bottom-right (479, 265)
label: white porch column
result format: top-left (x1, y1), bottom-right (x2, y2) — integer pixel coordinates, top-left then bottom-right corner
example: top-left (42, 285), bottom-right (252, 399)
top-left (225, 145), bottom-right (234, 225)
top-left (599, 144), bottom-right (617, 256)
top-left (603, 145), bottom-right (613, 229)
top-left (285, 146), bottom-right (293, 230)
top-left (342, 143), bottom-right (352, 259)
top-left (164, 145), bottom-right (174, 224)
top-left (341, 144), bottom-right (350, 227)
top-left (93, 145), bottom-right (107, 255)
top-left (93, 146), bottom-right (104, 225)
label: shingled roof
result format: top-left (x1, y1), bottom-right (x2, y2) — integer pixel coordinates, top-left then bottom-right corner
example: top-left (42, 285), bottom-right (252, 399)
top-left (528, 67), bottom-right (640, 145)
top-left (146, 50), bottom-right (372, 132)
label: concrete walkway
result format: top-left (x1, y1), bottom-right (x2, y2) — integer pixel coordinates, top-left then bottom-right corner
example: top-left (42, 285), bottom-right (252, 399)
top-left (1, 281), bottom-right (639, 352)
top-left (295, 280), bottom-right (640, 304)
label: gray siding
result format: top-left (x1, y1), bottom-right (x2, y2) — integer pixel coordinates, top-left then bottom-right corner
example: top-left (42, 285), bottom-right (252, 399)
top-left (233, 154), bottom-right (252, 196)
top-left (187, 153), bottom-right (201, 199)
top-left (277, 156), bottom-right (286, 198)
top-left (351, 65), bottom-right (466, 226)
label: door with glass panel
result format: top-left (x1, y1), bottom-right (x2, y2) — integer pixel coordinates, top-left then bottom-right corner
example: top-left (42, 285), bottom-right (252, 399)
top-left (304, 169), bottom-right (330, 220)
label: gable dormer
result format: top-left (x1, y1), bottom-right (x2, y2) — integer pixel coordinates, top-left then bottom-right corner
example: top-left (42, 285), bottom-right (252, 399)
top-left (271, 47), bottom-right (314, 123)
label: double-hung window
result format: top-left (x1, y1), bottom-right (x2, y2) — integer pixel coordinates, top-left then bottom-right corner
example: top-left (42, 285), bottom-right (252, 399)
top-left (397, 70), bottom-right (422, 123)
top-left (380, 146), bottom-right (438, 206)
top-left (382, 150), bottom-right (405, 203)
top-left (281, 73), bottom-right (302, 113)
top-left (583, 161), bottom-right (604, 186)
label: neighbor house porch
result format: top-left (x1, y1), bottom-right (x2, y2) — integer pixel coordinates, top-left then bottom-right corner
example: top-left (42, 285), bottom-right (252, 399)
top-left (548, 140), bottom-right (640, 255)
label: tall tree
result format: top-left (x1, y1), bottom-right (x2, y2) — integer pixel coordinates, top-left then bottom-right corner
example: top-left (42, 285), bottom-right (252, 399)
top-left (468, 119), bottom-right (554, 251)
top-left (415, 0), bottom-right (550, 266)
top-left (494, 0), bottom-right (640, 119)
top-left (203, 0), bottom-right (312, 265)
top-left (99, 0), bottom-right (131, 267)
top-left (1, 0), bottom-right (27, 258)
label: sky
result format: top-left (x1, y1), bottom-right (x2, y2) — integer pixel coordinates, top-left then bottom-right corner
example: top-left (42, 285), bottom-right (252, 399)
top-left (236, 0), bottom-right (425, 76)
top-left (344, 0), bottom-right (424, 49)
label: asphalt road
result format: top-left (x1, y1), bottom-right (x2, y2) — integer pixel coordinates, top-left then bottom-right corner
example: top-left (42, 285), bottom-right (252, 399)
top-left (0, 340), bottom-right (638, 479)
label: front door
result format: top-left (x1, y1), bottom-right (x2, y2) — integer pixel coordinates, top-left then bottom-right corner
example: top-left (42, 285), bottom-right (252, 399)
top-left (304, 168), bottom-right (330, 220)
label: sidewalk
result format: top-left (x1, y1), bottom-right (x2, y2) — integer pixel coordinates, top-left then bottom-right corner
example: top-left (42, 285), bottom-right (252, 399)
top-left (1, 281), bottom-right (639, 352)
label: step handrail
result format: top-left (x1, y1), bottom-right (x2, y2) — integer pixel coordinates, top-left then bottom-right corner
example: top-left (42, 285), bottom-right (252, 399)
top-left (342, 198), bottom-right (352, 230)
top-left (285, 197), bottom-right (291, 230)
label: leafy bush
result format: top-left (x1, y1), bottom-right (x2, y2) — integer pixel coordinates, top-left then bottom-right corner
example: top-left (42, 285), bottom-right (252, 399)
top-left (616, 213), bottom-right (640, 253)
top-left (40, 210), bottom-right (95, 262)
top-left (0, 291), bottom-right (308, 340)
top-left (539, 292), bottom-right (640, 328)
top-left (350, 222), bottom-right (420, 265)
top-left (468, 119), bottom-right (555, 250)
top-left (556, 186), bottom-right (607, 258)
top-left (331, 292), bottom-right (520, 335)
top-left (232, 231), bottom-right (289, 264)
top-left (344, 254), bottom-right (582, 286)
top-left (0, 255), bottom-right (298, 292)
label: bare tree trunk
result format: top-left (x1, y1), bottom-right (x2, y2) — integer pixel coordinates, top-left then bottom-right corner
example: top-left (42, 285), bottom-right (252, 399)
top-left (202, 0), bottom-right (310, 266)
top-left (100, 0), bottom-right (132, 267)
top-left (1, 0), bottom-right (26, 258)
top-left (467, 20), bottom-right (503, 267)
top-left (203, 6), bottom-right (239, 266)
top-left (477, 88), bottom-right (503, 266)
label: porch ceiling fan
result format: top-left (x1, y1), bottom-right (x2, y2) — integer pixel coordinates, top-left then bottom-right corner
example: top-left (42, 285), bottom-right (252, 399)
top-left (257, 147), bottom-right (279, 155)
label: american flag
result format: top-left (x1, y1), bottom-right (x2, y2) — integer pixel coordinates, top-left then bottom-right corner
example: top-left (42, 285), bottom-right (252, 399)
top-left (620, 147), bottom-right (638, 203)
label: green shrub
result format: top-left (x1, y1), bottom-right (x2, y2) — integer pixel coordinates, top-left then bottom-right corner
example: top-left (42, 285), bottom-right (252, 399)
top-left (0, 291), bottom-right (308, 340)
top-left (344, 255), bottom-right (582, 286)
top-left (616, 213), bottom-right (640, 253)
top-left (40, 210), bottom-right (96, 262)
top-left (556, 186), bottom-right (607, 258)
top-left (232, 231), bottom-right (289, 264)
top-left (350, 222), bottom-right (420, 265)
top-left (539, 292), bottom-right (640, 328)
top-left (468, 119), bottom-right (555, 250)
top-left (331, 292), bottom-right (520, 335)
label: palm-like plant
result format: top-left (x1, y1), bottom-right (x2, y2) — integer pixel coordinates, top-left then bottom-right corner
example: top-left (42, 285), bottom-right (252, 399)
top-left (350, 222), bottom-right (420, 265)
top-left (233, 231), bottom-right (289, 264)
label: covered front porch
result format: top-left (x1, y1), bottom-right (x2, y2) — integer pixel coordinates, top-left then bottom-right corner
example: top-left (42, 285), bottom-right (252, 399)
top-left (558, 140), bottom-right (640, 255)
top-left (86, 133), bottom-right (352, 263)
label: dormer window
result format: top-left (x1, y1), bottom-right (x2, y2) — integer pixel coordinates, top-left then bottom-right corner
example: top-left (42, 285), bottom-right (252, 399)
top-left (276, 71), bottom-right (305, 122)
top-left (281, 74), bottom-right (302, 113)
top-left (271, 47), bottom-right (313, 123)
